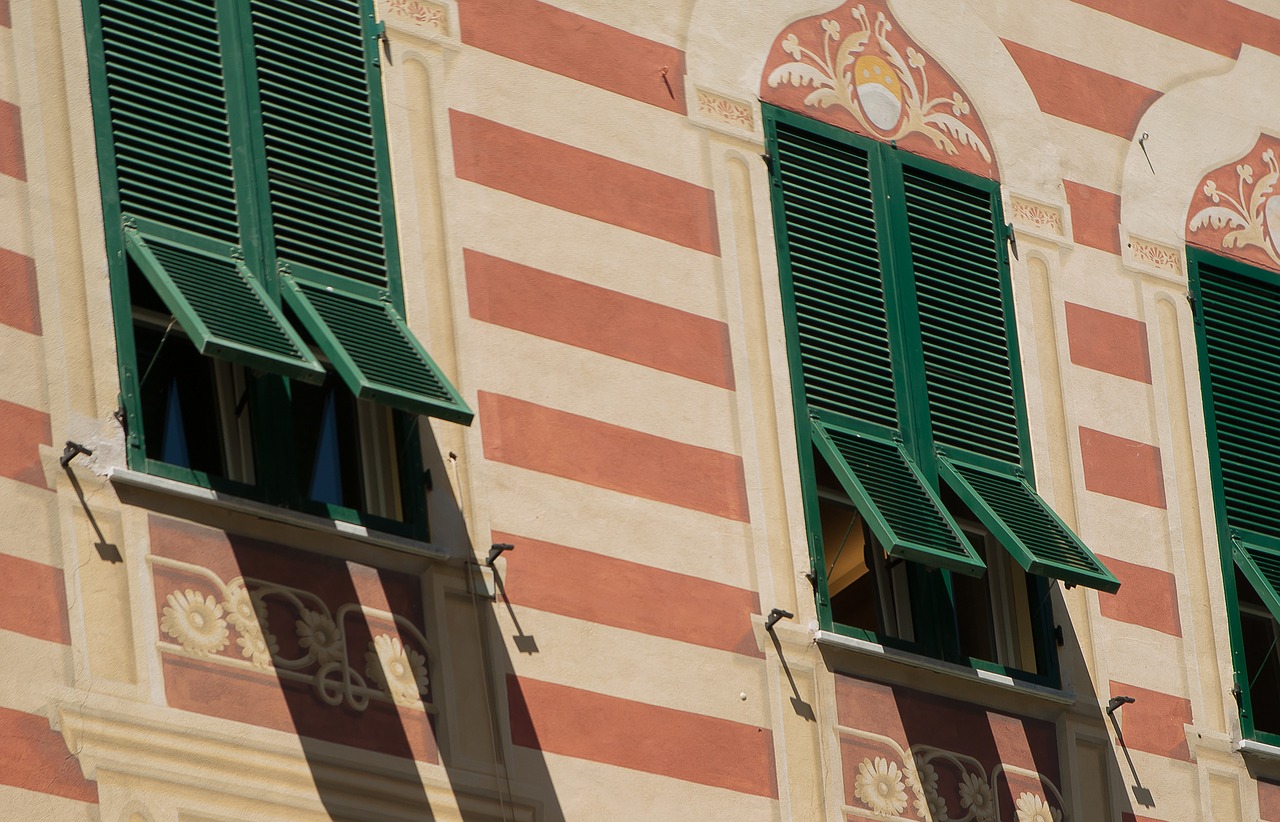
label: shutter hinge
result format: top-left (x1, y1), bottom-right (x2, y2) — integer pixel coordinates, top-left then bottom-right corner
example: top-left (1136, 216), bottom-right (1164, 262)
top-left (1186, 291), bottom-right (1199, 321)
top-left (760, 152), bottom-right (774, 176)
top-left (1006, 222), bottom-right (1019, 261)
top-left (372, 19), bottom-right (388, 66)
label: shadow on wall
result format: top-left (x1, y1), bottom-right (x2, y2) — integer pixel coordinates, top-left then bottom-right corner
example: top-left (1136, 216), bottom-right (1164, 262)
top-left (822, 587), bottom-right (1144, 821)
top-left (140, 425), bottom-right (562, 821)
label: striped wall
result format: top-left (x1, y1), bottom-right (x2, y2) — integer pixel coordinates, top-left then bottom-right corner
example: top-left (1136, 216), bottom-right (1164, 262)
top-left (0, 5), bottom-right (84, 816)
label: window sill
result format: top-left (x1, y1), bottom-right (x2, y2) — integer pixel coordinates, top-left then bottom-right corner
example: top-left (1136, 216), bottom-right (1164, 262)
top-left (108, 467), bottom-right (460, 564)
top-left (814, 630), bottom-right (1074, 705)
top-left (1237, 738), bottom-right (1280, 762)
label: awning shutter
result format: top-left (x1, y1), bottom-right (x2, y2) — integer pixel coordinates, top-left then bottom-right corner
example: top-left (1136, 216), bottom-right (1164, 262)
top-left (938, 456), bottom-right (1119, 592)
top-left (124, 227), bottom-right (324, 382)
top-left (811, 419), bottom-right (984, 576)
top-left (282, 276), bottom-right (472, 423)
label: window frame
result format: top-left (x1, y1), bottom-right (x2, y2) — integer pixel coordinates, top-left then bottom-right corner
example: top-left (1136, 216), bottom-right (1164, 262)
top-left (764, 103), bottom-right (1061, 685)
top-left (81, 0), bottom-right (444, 539)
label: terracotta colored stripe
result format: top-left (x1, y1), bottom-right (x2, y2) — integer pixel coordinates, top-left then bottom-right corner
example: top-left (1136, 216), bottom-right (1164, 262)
top-left (1074, 0), bottom-right (1280, 59)
top-left (1064, 302), bottom-right (1151, 382)
top-left (0, 399), bottom-right (50, 489)
top-left (163, 656), bottom-right (438, 763)
top-left (450, 111), bottom-right (719, 255)
top-left (1079, 427), bottom-right (1166, 508)
top-left (507, 675), bottom-right (777, 797)
top-left (1261, 779), bottom-right (1280, 822)
top-left (1096, 555), bottom-right (1180, 637)
top-left (1002, 40), bottom-right (1160, 139)
top-left (495, 531), bottom-right (761, 656)
top-left (465, 249), bottom-right (734, 389)
top-left (458, 0), bottom-right (685, 114)
top-left (0, 707), bottom-right (98, 802)
top-left (1121, 815), bottom-right (1162, 822)
top-left (0, 248), bottom-right (41, 335)
top-left (1063, 180), bottom-right (1122, 254)
top-left (1108, 681), bottom-right (1192, 762)
top-left (0, 0), bottom-right (9, 28)
top-left (479, 392), bottom-right (749, 521)
top-left (0, 100), bottom-right (25, 181)
top-left (0, 554), bottom-right (69, 645)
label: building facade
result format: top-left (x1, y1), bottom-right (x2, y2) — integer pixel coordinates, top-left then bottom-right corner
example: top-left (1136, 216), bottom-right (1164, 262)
top-left (2, 0), bottom-right (1280, 819)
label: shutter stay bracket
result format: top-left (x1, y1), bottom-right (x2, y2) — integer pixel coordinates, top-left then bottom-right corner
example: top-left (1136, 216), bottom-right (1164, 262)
top-left (1006, 222), bottom-right (1019, 261)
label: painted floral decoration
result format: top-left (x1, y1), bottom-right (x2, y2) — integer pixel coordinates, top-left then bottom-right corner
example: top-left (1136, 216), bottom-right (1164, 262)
top-left (223, 581), bottom-right (277, 667)
top-left (959, 770), bottom-right (995, 821)
top-left (1188, 147), bottom-right (1280, 266)
top-left (767, 4), bottom-right (989, 162)
top-left (160, 589), bottom-right (230, 655)
top-left (909, 757), bottom-right (947, 820)
top-left (297, 609), bottom-right (344, 666)
top-left (365, 634), bottom-right (430, 707)
top-left (854, 756), bottom-right (909, 815)
top-left (1015, 791), bottom-right (1061, 822)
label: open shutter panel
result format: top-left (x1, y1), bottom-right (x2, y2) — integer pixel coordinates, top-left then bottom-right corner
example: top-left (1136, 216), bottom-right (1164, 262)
top-left (938, 456), bottom-right (1119, 592)
top-left (1233, 538), bottom-right (1280, 626)
top-left (282, 277), bottom-right (472, 424)
top-left (97, 0), bottom-right (240, 244)
top-left (249, 0), bottom-right (390, 287)
top-left (811, 419), bottom-right (984, 576)
top-left (124, 229), bottom-right (325, 382)
top-left (773, 120), bottom-right (898, 431)
top-left (902, 163), bottom-right (1022, 464)
top-left (1197, 260), bottom-right (1280, 539)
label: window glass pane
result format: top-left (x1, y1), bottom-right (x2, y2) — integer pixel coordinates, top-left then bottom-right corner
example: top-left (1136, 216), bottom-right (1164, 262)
top-left (135, 323), bottom-right (230, 477)
top-left (292, 378), bottom-right (364, 510)
top-left (1238, 569), bottom-right (1280, 735)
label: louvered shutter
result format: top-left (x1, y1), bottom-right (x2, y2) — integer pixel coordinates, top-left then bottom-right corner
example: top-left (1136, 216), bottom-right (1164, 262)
top-left (125, 229), bottom-right (322, 382)
top-left (811, 420), bottom-right (983, 576)
top-left (938, 457), bottom-right (1119, 591)
top-left (899, 157), bottom-right (1116, 591)
top-left (91, 0), bottom-right (323, 380)
top-left (247, 0), bottom-right (471, 422)
top-left (282, 277), bottom-right (471, 423)
top-left (900, 160), bottom-right (1021, 463)
top-left (1195, 255), bottom-right (1280, 619)
top-left (771, 118), bottom-right (898, 431)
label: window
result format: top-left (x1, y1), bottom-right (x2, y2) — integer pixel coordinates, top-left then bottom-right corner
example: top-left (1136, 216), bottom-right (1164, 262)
top-left (1188, 248), bottom-right (1280, 742)
top-left (83, 0), bottom-right (470, 535)
top-left (764, 105), bottom-right (1118, 679)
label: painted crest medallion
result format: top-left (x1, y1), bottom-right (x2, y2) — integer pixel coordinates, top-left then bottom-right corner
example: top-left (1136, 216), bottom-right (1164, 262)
top-left (761, 1), bottom-right (995, 178)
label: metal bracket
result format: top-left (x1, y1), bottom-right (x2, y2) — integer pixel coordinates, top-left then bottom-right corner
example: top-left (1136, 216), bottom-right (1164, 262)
top-left (1006, 222), bottom-right (1019, 261)
top-left (60, 441), bottom-right (94, 468)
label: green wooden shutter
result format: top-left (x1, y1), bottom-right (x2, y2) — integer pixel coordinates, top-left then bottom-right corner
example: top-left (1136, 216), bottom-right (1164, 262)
top-left (248, 0), bottom-right (471, 423)
top-left (1233, 537), bottom-right (1280, 623)
top-left (283, 277), bottom-right (472, 423)
top-left (901, 161), bottom-right (1021, 464)
top-left (96, 0), bottom-right (240, 243)
top-left (93, 0), bottom-right (327, 381)
top-left (812, 418), bottom-right (983, 576)
top-left (772, 118), bottom-right (898, 431)
top-left (1195, 255), bottom-right (1280, 623)
top-left (248, 0), bottom-right (390, 287)
top-left (938, 456), bottom-right (1119, 592)
top-left (125, 228), bottom-right (324, 382)
top-left (1197, 258), bottom-right (1280, 539)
